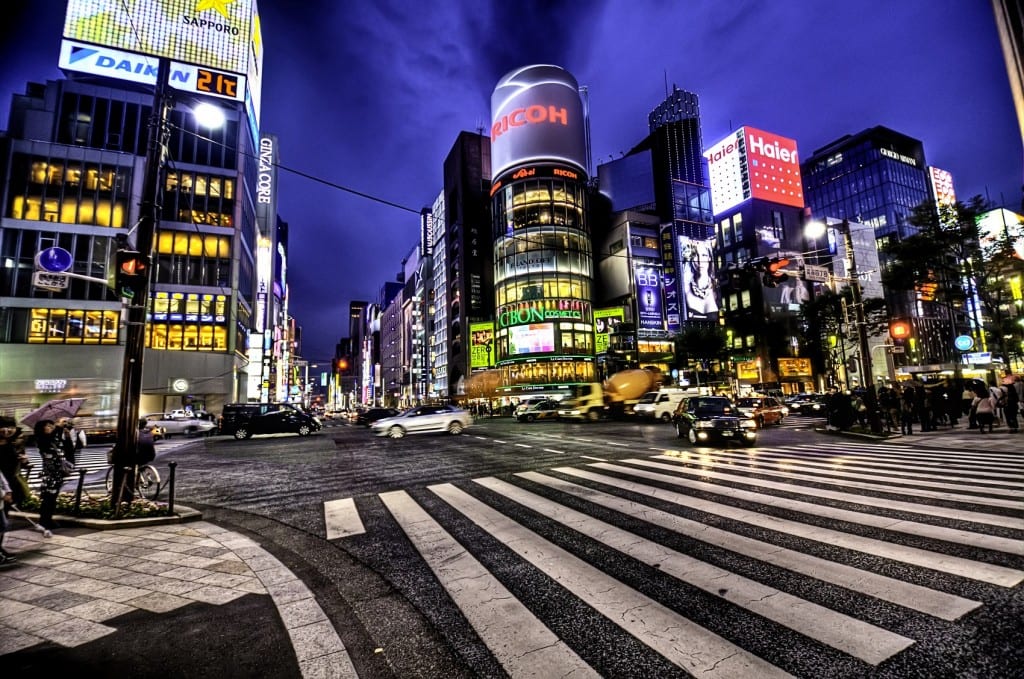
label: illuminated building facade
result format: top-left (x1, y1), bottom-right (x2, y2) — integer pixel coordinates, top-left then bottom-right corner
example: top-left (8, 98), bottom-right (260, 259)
top-left (489, 65), bottom-right (596, 391)
top-left (0, 0), bottom-right (267, 424)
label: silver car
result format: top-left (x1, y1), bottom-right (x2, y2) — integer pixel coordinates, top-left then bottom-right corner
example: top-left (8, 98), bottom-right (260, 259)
top-left (144, 413), bottom-right (217, 438)
top-left (370, 405), bottom-right (472, 439)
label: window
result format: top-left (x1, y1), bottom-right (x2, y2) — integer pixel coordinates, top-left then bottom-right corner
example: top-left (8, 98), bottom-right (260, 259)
top-left (27, 308), bottom-right (119, 344)
top-left (7, 155), bottom-right (130, 227)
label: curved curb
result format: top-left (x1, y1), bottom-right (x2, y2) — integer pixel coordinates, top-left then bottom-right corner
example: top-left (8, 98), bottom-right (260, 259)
top-left (9, 504), bottom-right (204, 530)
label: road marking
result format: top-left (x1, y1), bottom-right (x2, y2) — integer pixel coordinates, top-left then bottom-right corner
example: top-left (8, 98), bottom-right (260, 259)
top-left (381, 490), bottom-right (599, 678)
top-left (543, 448), bottom-right (566, 454)
top-left (473, 436), bottom-right (489, 440)
top-left (478, 475), bottom-right (914, 664)
top-left (513, 443), bottom-right (532, 448)
top-left (323, 497), bottom-right (366, 540)
top-left (604, 441), bottom-right (629, 447)
top-left (596, 460), bottom-right (1024, 587)
top-left (794, 443), bottom-right (1024, 469)
top-left (579, 455), bottom-right (606, 462)
top-left (430, 483), bottom-right (791, 678)
top-left (493, 439), bottom-right (507, 444)
top-left (529, 469), bottom-right (979, 620)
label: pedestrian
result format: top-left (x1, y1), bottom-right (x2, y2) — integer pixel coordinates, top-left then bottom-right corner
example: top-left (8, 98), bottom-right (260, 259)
top-left (915, 386), bottom-right (933, 432)
top-left (34, 419), bottom-right (68, 532)
top-left (900, 386), bottom-right (916, 435)
top-left (963, 383), bottom-right (979, 429)
top-left (0, 470), bottom-right (16, 564)
top-left (946, 383), bottom-right (961, 428)
top-left (1005, 375), bottom-right (1022, 433)
top-left (54, 417), bottom-right (78, 466)
top-left (882, 388), bottom-right (900, 433)
top-left (973, 387), bottom-right (997, 434)
top-left (0, 417), bottom-right (31, 508)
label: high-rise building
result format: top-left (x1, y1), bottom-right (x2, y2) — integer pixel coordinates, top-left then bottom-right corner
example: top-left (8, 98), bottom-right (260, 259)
top-left (489, 65), bottom-right (596, 393)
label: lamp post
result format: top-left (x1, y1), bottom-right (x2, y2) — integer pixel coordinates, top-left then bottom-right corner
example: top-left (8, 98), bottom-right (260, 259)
top-left (112, 58), bottom-right (171, 502)
top-left (806, 218), bottom-right (883, 434)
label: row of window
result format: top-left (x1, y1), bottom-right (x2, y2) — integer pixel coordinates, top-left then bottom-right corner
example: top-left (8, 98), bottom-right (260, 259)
top-left (27, 308), bottom-right (119, 344)
top-left (146, 323), bottom-right (229, 351)
top-left (7, 155), bottom-right (132, 227)
top-left (499, 359), bottom-right (596, 386)
top-left (494, 276), bottom-right (591, 307)
top-left (163, 171), bottom-right (236, 228)
top-left (492, 178), bottom-right (590, 238)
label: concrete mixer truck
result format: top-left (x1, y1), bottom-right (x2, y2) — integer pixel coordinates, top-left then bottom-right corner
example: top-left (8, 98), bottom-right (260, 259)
top-left (557, 368), bottom-right (662, 421)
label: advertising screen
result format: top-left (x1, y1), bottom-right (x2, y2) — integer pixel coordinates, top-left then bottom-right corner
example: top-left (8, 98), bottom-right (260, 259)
top-left (509, 323), bottom-right (555, 355)
top-left (635, 265), bottom-right (664, 331)
top-left (490, 64), bottom-right (588, 178)
top-left (677, 236), bottom-right (719, 321)
top-left (593, 307), bottom-right (625, 353)
top-left (470, 321), bottom-right (495, 369)
top-left (63, 0), bottom-right (257, 76)
top-left (704, 129), bottom-right (747, 214)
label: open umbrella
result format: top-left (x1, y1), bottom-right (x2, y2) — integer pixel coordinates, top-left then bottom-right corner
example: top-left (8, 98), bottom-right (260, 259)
top-left (21, 397), bottom-right (85, 427)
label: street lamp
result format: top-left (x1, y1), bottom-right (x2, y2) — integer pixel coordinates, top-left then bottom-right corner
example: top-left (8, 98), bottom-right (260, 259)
top-left (805, 218), bottom-right (883, 434)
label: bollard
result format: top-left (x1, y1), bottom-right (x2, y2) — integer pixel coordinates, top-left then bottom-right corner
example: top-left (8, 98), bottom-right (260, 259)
top-left (114, 466), bottom-right (132, 519)
top-left (166, 461), bottom-right (177, 515)
top-left (72, 469), bottom-right (86, 515)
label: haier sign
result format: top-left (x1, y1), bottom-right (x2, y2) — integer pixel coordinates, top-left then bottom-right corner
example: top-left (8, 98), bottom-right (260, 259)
top-left (705, 126), bottom-right (804, 213)
top-left (58, 40), bottom-right (245, 102)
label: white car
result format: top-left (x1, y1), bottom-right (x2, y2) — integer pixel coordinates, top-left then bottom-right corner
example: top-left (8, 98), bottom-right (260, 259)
top-left (370, 405), bottom-right (472, 439)
top-left (144, 413), bottom-right (217, 438)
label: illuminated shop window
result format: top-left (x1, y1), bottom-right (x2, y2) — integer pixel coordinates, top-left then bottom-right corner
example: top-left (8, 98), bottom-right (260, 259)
top-left (27, 308), bottom-right (119, 344)
top-left (10, 157), bottom-right (128, 227)
top-left (164, 171), bottom-right (234, 227)
top-left (145, 292), bottom-right (229, 352)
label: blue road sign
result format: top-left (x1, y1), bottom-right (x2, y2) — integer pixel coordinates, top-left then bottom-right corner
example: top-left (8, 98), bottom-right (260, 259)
top-left (35, 247), bottom-right (73, 273)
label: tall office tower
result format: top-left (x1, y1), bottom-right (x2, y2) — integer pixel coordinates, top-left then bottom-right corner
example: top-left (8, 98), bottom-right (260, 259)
top-left (992, 0), bottom-right (1024, 146)
top-left (442, 131), bottom-right (492, 396)
top-left (427, 191), bottom-right (449, 398)
top-left (0, 1), bottom-right (265, 423)
top-left (489, 65), bottom-right (595, 393)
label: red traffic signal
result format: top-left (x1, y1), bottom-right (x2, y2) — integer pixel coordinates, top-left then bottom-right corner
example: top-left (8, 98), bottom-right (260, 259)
top-left (762, 256), bottom-right (791, 287)
top-left (889, 319), bottom-right (911, 340)
top-left (115, 250), bottom-right (149, 298)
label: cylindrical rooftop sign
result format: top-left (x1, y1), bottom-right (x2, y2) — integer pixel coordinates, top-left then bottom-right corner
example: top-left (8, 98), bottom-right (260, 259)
top-left (490, 64), bottom-right (587, 178)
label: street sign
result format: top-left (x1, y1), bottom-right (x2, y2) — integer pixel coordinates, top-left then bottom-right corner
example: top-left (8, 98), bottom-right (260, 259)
top-left (32, 271), bottom-right (69, 291)
top-left (802, 264), bottom-right (830, 282)
top-left (35, 246), bottom-right (73, 273)
top-left (954, 334), bottom-right (974, 351)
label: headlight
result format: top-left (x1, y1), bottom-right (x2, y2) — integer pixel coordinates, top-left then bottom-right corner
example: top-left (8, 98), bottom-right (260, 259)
top-left (694, 420), bottom-right (714, 429)
top-left (741, 419), bottom-right (758, 428)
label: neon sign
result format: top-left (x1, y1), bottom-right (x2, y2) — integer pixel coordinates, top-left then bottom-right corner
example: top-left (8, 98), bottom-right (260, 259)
top-left (497, 299), bottom-right (590, 328)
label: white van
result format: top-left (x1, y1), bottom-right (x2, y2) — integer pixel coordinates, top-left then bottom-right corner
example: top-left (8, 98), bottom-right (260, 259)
top-left (633, 389), bottom-right (689, 422)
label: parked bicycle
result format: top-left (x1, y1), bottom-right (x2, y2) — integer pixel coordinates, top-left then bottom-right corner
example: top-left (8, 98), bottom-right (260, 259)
top-left (105, 464), bottom-right (161, 500)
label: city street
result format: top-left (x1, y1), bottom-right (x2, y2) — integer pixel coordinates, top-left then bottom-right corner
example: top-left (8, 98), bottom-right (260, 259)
top-left (114, 416), bottom-right (1024, 677)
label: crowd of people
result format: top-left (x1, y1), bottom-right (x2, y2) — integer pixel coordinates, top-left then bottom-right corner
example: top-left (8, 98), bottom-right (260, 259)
top-left (824, 374), bottom-right (1022, 435)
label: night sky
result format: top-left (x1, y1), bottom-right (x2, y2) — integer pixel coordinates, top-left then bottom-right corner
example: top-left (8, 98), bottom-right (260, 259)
top-left (1, 1), bottom-right (1020, 361)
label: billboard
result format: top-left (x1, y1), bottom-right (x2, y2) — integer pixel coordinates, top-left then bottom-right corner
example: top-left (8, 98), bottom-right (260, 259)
top-left (928, 166), bottom-right (956, 207)
top-left (490, 64), bottom-right (588, 178)
top-left (63, 0), bottom-right (257, 76)
top-left (705, 126), bottom-right (804, 213)
top-left (677, 236), bottom-right (719, 321)
top-left (594, 307), bottom-right (625, 353)
top-left (976, 208), bottom-right (1024, 260)
top-left (509, 323), bottom-right (556, 355)
top-left (470, 322), bottom-right (495, 369)
top-left (635, 265), bottom-right (664, 330)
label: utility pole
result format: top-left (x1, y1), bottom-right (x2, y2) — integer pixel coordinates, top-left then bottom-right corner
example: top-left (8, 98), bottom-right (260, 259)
top-left (112, 58), bottom-right (171, 503)
top-left (841, 219), bottom-right (883, 434)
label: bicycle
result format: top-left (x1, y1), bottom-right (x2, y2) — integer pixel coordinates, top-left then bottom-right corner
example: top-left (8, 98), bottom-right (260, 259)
top-left (105, 464), bottom-right (162, 500)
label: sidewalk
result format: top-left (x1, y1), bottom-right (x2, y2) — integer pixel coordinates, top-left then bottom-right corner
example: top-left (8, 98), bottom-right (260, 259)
top-left (0, 517), bottom-right (357, 678)
top-left (819, 421), bottom-right (1023, 453)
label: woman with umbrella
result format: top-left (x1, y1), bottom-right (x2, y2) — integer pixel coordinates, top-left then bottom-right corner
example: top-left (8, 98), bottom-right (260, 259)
top-left (33, 419), bottom-right (68, 533)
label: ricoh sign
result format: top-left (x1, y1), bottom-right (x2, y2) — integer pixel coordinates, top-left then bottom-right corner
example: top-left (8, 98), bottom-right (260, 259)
top-left (490, 65), bottom-right (588, 178)
top-left (705, 126), bottom-right (804, 213)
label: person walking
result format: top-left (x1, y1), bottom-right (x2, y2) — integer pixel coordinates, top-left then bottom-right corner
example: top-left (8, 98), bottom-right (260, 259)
top-left (1005, 375), bottom-right (1022, 433)
top-left (963, 383), bottom-right (979, 429)
top-left (973, 387), bottom-right (997, 434)
top-left (0, 470), bottom-right (16, 564)
top-left (34, 419), bottom-right (68, 532)
top-left (0, 417), bottom-right (31, 508)
top-left (900, 386), bottom-right (916, 435)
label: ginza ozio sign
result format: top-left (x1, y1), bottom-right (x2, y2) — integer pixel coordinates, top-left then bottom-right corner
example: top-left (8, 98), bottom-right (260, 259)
top-left (498, 299), bottom-right (591, 328)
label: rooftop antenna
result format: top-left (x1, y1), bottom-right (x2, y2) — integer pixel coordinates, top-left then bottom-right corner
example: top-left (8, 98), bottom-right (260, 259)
top-left (664, 70), bottom-right (669, 98)
top-left (475, 117), bottom-right (485, 136)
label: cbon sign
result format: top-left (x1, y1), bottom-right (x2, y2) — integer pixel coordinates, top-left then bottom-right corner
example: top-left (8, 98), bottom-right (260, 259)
top-left (705, 126), bottom-right (804, 212)
top-left (490, 64), bottom-right (588, 178)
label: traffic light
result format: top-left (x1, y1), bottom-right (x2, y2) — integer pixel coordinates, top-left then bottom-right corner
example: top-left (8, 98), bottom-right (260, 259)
top-left (115, 249), bottom-right (149, 299)
top-left (889, 319), bottom-right (912, 340)
top-left (762, 256), bottom-right (791, 287)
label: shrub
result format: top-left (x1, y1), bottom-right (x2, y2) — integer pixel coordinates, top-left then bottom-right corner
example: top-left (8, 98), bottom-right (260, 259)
top-left (18, 492), bottom-right (169, 520)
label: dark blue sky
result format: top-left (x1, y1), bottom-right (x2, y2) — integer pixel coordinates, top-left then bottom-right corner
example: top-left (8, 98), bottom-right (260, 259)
top-left (2, 1), bottom-right (1020, 360)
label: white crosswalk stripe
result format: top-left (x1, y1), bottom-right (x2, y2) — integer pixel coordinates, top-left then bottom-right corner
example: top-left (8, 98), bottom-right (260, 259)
top-left (337, 442), bottom-right (1024, 676)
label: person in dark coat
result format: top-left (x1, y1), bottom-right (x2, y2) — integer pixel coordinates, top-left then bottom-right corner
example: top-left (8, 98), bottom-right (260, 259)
top-left (0, 417), bottom-right (30, 508)
top-left (900, 386), bottom-right (917, 435)
top-left (34, 419), bottom-right (68, 532)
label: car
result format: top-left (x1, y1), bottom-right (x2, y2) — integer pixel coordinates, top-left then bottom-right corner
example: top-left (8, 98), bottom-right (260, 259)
top-left (672, 396), bottom-right (758, 446)
top-left (220, 402), bottom-right (322, 440)
top-left (513, 396), bottom-right (553, 417)
top-left (516, 400), bottom-right (560, 422)
top-left (734, 396), bottom-right (787, 428)
top-left (143, 413), bottom-right (217, 438)
top-left (370, 404), bottom-right (472, 438)
top-left (355, 408), bottom-right (401, 426)
top-left (794, 396), bottom-right (829, 416)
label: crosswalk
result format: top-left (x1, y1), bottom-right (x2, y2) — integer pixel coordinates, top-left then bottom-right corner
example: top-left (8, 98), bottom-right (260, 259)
top-left (329, 439), bottom-right (1023, 677)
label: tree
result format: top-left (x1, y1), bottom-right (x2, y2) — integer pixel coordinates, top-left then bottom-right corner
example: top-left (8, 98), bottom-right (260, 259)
top-left (797, 287), bottom-right (887, 386)
top-left (674, 323), bottom-right (728, 386)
